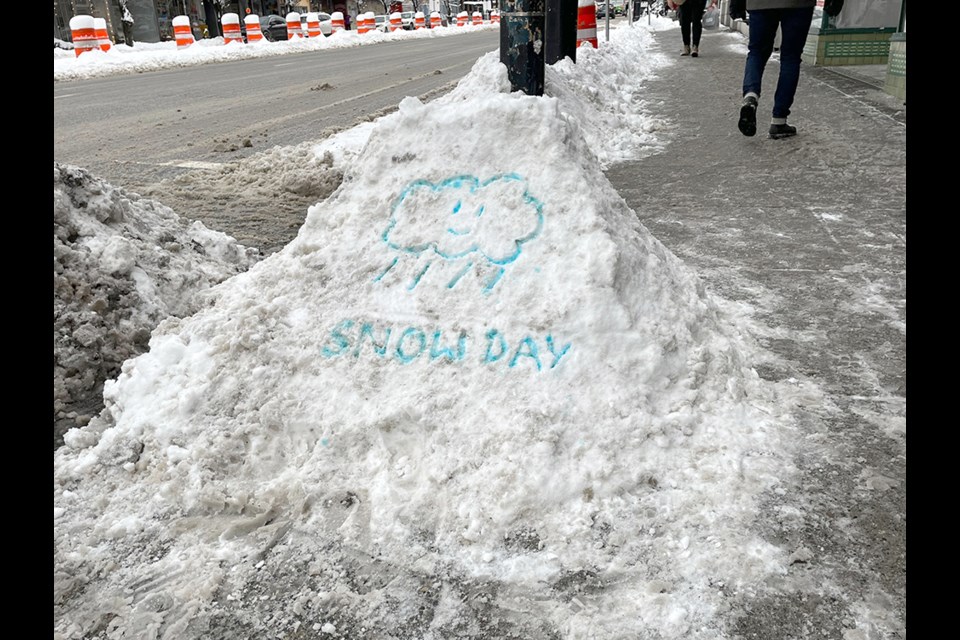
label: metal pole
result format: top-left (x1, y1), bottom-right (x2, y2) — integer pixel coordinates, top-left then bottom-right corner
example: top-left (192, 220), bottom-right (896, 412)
top-left (500, 0), bottom-right (545, 95)
top-left (604, 3), bottom-right (609, 41)
top-left (544, 0), bottom-right (577, 64)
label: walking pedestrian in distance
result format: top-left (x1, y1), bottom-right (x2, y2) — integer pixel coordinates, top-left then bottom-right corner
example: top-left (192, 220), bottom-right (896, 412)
top-left (732, 0), bottom-right (844, 139)
top-left (670, 0), bottom-right (707, 57)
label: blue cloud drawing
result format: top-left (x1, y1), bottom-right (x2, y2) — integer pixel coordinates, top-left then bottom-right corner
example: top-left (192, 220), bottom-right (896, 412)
top-left (381, 174), bottom-right (544, 266)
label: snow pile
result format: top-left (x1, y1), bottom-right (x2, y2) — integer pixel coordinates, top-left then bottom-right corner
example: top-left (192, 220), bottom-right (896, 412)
top-left (546, 29), bottom-right (672, 167)
top-left (139, 141), bottom-right (345, 255)
top-left (53, 164), bottom-right (259, 447)
top-left (54, 25), bottom-right (795, 640)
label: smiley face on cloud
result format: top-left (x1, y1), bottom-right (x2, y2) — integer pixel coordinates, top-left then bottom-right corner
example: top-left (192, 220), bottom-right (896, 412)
top-left (382, 174), bottom-right (544, 265)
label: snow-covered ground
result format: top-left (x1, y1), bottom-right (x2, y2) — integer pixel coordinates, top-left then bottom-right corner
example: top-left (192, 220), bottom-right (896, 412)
top-left (54, 18), bottom-right (824, 639)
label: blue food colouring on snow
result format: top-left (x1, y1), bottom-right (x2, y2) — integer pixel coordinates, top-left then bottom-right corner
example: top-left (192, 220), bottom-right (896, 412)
top-left (373, 257), bottom-right (398, 283)
top-left (483, 267), bottom-right (506, 294)
top-left (354, 323), bottom-right (391, 358)
top-left (320, 321), bottom-right (572, 373)
top-left (395, 327), bottom-right (427, 363)
top-left (546, 335), bottom-right (572, 369)
top-left (321, 320), bottom-right (354, 357)
top-left (408, 261), bottom-right (432, 291)
top-left (509, 336), bottom-right (541, 371)
top-left (430, 329), bottom-right (467, 361)
top-left (377, 174), bottom-right (545, 289)
top-left (483, 329), bottom-right (509, 364)
top-left (447, 261), bottom-right (473, 289)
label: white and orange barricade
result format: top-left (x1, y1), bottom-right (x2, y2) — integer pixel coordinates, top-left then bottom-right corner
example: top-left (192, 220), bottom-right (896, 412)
top-left (286, 12), bottom-right (303, 39)
top-left (244, 14), bottom-right (263, 42)
top-left (457, 11), bottom-right (468, 26)
top-left (414, 11), bottom-right (425, 29)
top-left (577, 0), bottom-right (598, 48)
top-left (331, 11), bottom-right (345, 32)
top-left (389, 12), bottom-right (402, 31)
top-left (472, 11), bottom-right (482, 25)
top-left (173, 15), bottom-right (194, 48)
top-left (491, 11), bottom-right (500, 23)
top-left (69, 15), bottom-right (98, 57)
top-left (357, 12), bottom-right (371, 34)
top-left (430, 11), bottom-right (442, 28)
top-left (222, 13), bottom-right (243, 44)
top-left (94, 17), bottom-right (111, 51)
top-left (305, 12), bottom-right (322, 37)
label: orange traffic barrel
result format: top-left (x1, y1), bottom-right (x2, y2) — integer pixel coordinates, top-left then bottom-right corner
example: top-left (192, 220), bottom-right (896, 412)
top-left (244, 14), bottom-right (263, 42)
top-left (430, 11), bottom-right (442, 28)
top-left (577, 0), bottom-right (598, 48)
top-left (173, 15), bottom-right (194, 48)
top-left (94, 17), bottom-right (111, 51)
top-left (491, 11), bottom-right (500, 23)
top-left (472, 11), bottom-right (482, 25)
top-left (331, 11), bottom-right (345, 32)
top-left (414, 12), bottom-right (425, 29)
top-left (357, 12), bottom-right (370, 34)
top-left (286, 12), bottom-right (303, 39)
top-left (305, 12), bottom-right (321, 37)
top-left (69, 15), bottom-right (98, 57)
top-left (389, 12), bottom-right (402, 32)
top-left (172, 15), bottom-right (194, 48)
top-left (222, 13), bottom-right (243, 44)
top-left (456, 11), bottom-right (468, 26)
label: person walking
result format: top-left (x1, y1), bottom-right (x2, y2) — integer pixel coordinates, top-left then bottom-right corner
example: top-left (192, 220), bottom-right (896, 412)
top-left (732, 0), bottom-right (844, 139)
top-left (670, 0), bottom-right (707, 57)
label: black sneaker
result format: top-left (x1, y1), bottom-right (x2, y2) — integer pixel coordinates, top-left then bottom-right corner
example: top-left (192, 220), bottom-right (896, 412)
top-left (768, 123), bottom-right (797, 139)
top-left (738, 95), bottom-right (758, 137)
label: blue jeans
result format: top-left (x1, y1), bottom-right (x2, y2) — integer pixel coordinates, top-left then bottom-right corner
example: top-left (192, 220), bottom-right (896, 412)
top-left (742, 7), bottom-right (815, 119)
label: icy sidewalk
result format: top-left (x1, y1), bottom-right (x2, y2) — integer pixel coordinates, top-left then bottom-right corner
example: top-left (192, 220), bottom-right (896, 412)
top-left (605, 22), bottom-right (907, 640)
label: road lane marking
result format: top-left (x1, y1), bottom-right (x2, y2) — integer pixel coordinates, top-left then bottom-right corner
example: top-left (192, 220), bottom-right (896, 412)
top-left (160, 160), bottom-right (224, 170)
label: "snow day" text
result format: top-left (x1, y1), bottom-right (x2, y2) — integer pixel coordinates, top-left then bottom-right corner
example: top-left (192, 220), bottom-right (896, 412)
top-left (319, 320), bottom-right (572, 372)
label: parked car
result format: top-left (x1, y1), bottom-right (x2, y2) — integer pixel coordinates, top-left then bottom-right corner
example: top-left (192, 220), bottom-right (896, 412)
top-left (374, 14), bottom-right (390, 32)
top-left (401, 11), bottom-right (415, 29)
top-left (596, 3), bottom-right (615, 19)
top-left (257, 12), bottom-right (332, 41)
top-left (259, 14), bottom-right (288, 41)
top-left (317, 13), bottom-right (334, 36)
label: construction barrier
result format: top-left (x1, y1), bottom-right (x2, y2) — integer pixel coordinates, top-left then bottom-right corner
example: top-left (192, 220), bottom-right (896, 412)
top-left (94, 17), bottom-right (111, 51)
top-left (576, 0), bottom-right (598, 48)
top-left (305, 12), bottom-right (322, 37)
top-left (414, 12), bottom-right (425, 29)
top-left (430, 11), bottom-right (442, 28)
top-left (457, 11), bottom-right (468, 26)
top-left (173, 15), bottom-right (194, 48)
top-left (286, 12), bottom-right (303, 39)
top-left (491, 11), bottom-right (500, 23)
top-left (244, 14), bottom-right (263, 42)
top-left (472, 11), bottom-right (482, 25)
top-left (357, 12), bottom-right (372, 34)
top-left (222, 13), bottom-right (242, 44)
top-left (331, 11), bottom-right (345, 32)
top-left (389, 12), bottom-right (402, 32)
top-left (69, 15), bottom-right (97, 57)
